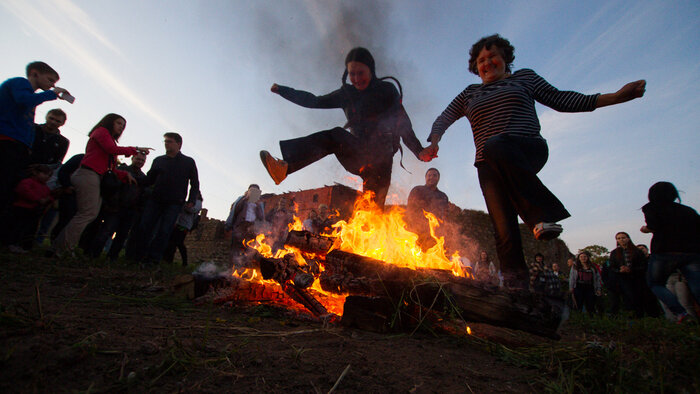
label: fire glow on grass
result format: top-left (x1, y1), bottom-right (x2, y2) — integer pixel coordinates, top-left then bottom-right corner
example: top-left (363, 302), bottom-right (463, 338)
top-left (235, 192), bottom-right (471, 315)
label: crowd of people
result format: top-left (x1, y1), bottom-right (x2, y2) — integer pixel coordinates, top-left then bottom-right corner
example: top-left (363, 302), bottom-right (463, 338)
top-left (3, 37), bottom-right (698, 326)
top-left (0, 61), bottom-right (201, 267)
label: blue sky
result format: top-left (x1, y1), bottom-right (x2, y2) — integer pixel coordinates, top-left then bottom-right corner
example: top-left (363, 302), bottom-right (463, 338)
top-left (2, 0), bottom-right (699, 254)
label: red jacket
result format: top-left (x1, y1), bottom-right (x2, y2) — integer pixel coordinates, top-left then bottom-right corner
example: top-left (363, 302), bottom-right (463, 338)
top-left (80, 127), bottom-right (138, 182)
top-left (13, 177), bottom-right (53, 209)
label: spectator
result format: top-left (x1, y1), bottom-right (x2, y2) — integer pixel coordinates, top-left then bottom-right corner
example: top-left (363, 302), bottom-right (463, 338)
top-left (0, 61), bottom-right (71, 212)
top-left (164, 192), bottom-right (203, 267)
top-left (0, 164), bottom-right (54, 253)
top-left (405, 167), bottom-right (449, 250)
top-left (302, 209), bottom-right (319, 233)
top-left (474, 250), bottom-right (498, 285)
top-left (52, 114), bottom-right (145, 257)
top-left (569, 251), bottom-right (602, 315)
top-left (128, 132), bottom-right (198, 265)
top-left (225, 184), bottom-right (265, 254)
top-left (87, 152), bottom-right (148, 259)
top-left (267, 197), bottom-right (294, 253)
top-left (551, 263), bottom-right (562, 278)
top-left (29, 108), bottom-right (69, 168)
top-left (50, 153), bottom-right (83, 241)
top-left (641, 181), bottom-right (700, 323)
top-left (608, 232), bottom-right (648, 317)
top-left (317, 204), bottom-right (339, 234)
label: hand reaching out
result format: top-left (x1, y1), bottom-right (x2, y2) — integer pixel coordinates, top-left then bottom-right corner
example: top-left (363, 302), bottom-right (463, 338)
top-left (270, 83), bottom-right (280, 94)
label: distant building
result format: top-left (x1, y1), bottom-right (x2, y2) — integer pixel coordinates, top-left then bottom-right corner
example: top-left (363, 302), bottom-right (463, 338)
top-left (260, 183), bottom-right (359, 220)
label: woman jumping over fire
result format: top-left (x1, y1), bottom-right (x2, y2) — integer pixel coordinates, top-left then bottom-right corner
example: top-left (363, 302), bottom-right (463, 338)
top-left (260, 47), bottom-right (426, 209)
top-left (421, 34), bottom-right (646, 289)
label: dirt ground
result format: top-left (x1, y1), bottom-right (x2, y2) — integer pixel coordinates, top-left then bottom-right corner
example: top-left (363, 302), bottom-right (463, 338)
top-left (0, 251), bottom-right (560, 393)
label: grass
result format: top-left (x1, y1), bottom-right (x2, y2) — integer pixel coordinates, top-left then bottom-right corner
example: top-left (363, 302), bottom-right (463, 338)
top-left (456, 311), bottom-right (700, 393)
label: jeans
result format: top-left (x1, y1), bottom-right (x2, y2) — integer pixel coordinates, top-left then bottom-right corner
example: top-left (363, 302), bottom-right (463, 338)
top-left (476, 134), bottom-right (570, 276)
top-left (129, 199), bottom-right (182, 262)
top-left (647, 253), bottom-right (700, 315)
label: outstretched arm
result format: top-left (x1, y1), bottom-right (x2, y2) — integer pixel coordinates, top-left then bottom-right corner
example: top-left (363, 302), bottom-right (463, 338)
top-left (270, 83), bottom-right (343, 109)
top-left (596, 80), bottom-right (646, 108)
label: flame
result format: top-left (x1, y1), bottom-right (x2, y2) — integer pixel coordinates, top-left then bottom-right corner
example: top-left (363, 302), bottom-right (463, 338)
top-left (466, 326), bottom-right (472, 335)
top-left (239, 191), bottom-right (471, 317)
top-left (332, 192), bottom-right (469, 278)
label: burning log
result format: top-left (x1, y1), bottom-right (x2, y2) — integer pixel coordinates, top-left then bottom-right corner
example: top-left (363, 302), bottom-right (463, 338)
top-left (284, 230), bottom-right (337, 255)
top-left (322, 250), bottom-right (563, 339)
top-left (281, 283), bottom-right (329, 317)
top-left (255, 254), bottom-right (330, 317)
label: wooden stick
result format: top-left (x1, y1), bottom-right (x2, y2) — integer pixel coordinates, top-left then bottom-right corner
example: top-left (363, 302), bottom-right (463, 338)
top-left (35, 283), bottom-right (43, 320)
top-left (328, 364), bottom-right (351, 394)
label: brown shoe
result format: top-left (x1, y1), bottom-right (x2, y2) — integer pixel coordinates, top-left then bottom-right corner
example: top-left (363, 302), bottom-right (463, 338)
top-left (260, 150), bottom-right (288, 185)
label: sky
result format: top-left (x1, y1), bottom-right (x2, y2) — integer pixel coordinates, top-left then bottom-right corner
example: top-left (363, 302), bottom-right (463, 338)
top-left (2, 0), bottom-right (699, 254)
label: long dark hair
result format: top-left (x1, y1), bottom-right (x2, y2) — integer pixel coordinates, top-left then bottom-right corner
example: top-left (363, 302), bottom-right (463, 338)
top-left (341, 47), bottom-right (377, 86)
top-left (88, 113), bottom-right (126, 141)
top-left (575, 251), bottom-right (592, 270)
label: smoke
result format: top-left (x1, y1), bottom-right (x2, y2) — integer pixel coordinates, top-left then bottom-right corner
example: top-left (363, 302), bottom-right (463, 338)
top-left (250, 1), bottom-right (396, 91)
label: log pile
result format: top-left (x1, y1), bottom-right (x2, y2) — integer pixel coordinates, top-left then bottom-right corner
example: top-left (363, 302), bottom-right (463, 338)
top-left (200, 231), bottom-right (564, 338)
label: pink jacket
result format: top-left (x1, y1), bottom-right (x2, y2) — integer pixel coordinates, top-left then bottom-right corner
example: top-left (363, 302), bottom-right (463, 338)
top-left (80, 127), bottom-right (138, 182)
top-left (13, 177), bottom-right (52, 209)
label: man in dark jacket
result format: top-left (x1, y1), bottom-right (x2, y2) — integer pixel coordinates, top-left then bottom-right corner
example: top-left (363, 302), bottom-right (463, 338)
top-left (29, 109), bottom-right (69, 168)
top-left (127, 133), bottom-right (199, 265)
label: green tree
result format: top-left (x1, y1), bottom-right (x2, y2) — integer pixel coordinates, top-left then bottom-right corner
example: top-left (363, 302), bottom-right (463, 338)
top-left (580, 245), bottom-right (609, 266)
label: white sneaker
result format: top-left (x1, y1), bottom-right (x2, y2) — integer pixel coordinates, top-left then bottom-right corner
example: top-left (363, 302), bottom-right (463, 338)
top-left (533, 222), bottom-right (563, 241)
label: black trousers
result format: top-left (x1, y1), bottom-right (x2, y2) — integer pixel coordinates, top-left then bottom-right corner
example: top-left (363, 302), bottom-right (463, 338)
top-left (280, 127), bottom-right (393, 209)
top-left (0, 140), bottom-right (30, 214)
top-left (476, 134), bottom-right (570, 277)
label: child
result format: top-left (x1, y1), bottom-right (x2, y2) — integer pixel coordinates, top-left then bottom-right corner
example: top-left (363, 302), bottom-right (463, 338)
top-left (1, 164), bottom-right (55, 252)
top-left (0, 61), bottom-right (72, 212)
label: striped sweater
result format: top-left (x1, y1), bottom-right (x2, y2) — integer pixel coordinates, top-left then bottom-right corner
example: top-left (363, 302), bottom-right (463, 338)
top-left (430, 68), bottom-right (600, 164)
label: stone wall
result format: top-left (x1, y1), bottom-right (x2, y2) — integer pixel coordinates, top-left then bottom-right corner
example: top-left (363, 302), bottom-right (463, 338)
top-left (181, 191), bottom-right (572, 269)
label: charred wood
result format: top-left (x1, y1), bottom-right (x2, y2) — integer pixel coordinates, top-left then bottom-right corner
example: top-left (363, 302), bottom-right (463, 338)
top-left (323, 250), bottom-right (562, 339)
top-left (284, 230), bottom-right (337, 255)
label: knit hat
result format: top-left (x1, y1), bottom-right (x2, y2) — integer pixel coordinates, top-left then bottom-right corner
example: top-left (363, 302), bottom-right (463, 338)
top-left (345, 47), bottom-right (375, 76)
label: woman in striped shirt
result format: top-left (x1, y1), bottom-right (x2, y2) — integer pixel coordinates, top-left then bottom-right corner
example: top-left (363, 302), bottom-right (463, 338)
top-left (420, 34), bottom-right (646, 289)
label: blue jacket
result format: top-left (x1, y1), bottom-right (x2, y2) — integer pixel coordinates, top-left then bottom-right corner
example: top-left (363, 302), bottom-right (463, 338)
top-left (0, 77), bottom-right (57, 147)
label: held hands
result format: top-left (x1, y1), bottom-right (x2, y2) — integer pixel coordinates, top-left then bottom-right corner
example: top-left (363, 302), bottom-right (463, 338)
top-left (270, 83), bottom-right (280, 94)
top-left (419, 143), bottom-right (439, 162)
top-left (619, 266), bottom-right (631, 273)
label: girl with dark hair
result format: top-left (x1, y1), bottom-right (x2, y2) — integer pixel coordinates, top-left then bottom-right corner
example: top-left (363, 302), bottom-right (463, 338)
top-left (52, 114), bottom-right (150, 256)
top-left (260, 47), bottom-right (426, 209)
top-left (569, 251), bottom-right (601, 315)
top-left (641, 181), bottom-right (700, 323)
top-left (608, 232), bottom-right (648, 317)
top-left (421, 34), bottom-right (646, 288)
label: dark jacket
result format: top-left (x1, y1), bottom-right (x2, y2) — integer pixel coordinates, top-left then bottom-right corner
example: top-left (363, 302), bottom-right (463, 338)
top-left (29, 125), bottom-right (70, 166)
top-left (643, 201), bottom-right (700, 254)
top-left (277, 78), bottom-right (423, 159)
top-left (608, 246), bottom-right (647, 274)
top-left (143, 152), bottom-right (199, 205)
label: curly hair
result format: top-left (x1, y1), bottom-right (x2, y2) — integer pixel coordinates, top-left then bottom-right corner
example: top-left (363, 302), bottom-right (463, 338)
top-left (468, 34), bottom-right (515, 75)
